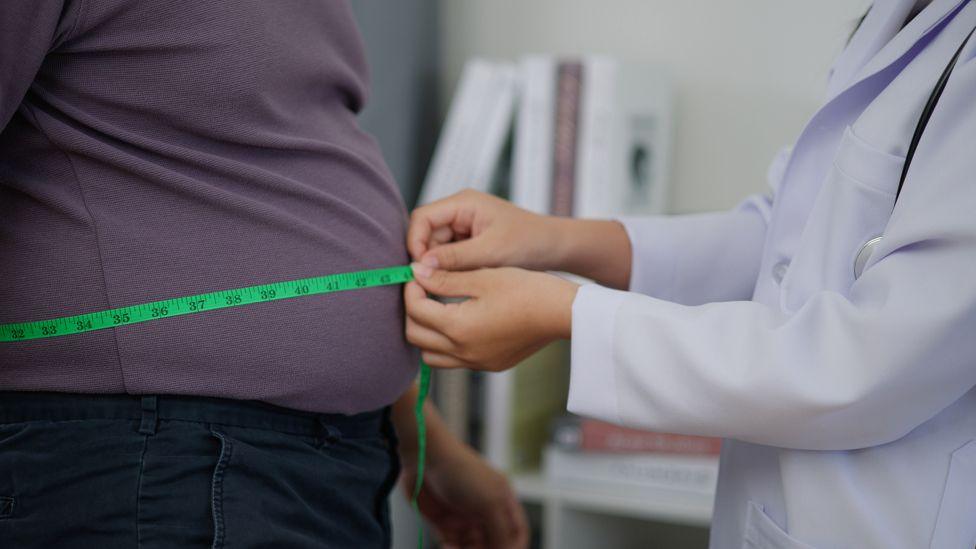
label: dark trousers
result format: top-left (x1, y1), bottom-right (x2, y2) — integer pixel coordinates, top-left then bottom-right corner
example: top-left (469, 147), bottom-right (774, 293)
top-left (0, 392), bottom-right (400, 548)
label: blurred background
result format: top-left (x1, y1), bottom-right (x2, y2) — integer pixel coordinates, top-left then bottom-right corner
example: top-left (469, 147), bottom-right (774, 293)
top-left (350, 1), bottom-right (871, 547)
top-left (353, 0), bottom-right (871, 213)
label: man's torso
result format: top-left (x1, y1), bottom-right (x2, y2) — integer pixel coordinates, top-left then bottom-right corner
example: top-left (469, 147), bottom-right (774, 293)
top-left (0, 0), bottom-right (416, 413)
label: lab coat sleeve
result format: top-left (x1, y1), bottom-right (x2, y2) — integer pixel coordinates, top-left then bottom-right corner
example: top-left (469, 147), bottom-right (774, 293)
top-left (569, 60), bottom-right (976, 451)
top-left (0, 1), bottom-right (71, 131)
top-left (619, 203), bottom-right (767, 305)
top-left (618, 147), bottom-right (789, 305)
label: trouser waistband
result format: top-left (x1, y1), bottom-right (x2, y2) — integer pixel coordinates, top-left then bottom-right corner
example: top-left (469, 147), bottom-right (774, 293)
top-left (0, 391), bottom-right (385, 439)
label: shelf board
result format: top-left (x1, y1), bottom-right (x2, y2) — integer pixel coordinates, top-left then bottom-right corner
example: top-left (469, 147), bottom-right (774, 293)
top-left (512, 472), bottom-right (713, 527)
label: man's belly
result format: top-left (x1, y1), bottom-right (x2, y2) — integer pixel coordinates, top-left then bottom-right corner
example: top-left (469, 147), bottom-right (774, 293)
top-left (1, 250), bottom-right (417, 414)
top-left (0, 160), bottom-right (417, 414)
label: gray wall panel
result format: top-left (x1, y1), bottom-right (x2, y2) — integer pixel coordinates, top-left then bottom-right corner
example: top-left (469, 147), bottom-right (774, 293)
top-left (350, 0), bottom-right (440, 207)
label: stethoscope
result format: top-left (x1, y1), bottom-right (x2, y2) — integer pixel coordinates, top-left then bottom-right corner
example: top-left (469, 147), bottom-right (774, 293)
top-left (853, 22), bottom-right (976, 279)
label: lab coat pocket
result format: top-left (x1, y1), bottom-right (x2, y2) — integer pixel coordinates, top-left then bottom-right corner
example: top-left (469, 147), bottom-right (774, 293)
top-left (742, 501), bottom-right (815, 549)
top-left (781, 126), bottom-right (903, 312)
top-left (929, 440), bottom-right (976, 548)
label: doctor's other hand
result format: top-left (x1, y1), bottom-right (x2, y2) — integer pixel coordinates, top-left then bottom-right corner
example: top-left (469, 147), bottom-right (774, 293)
top-left (407, 189), bottom-right (632, 289)
top-left (405, 264), bottom-right (579, 371)
top-left (407, 189), bottom-right (554, 272)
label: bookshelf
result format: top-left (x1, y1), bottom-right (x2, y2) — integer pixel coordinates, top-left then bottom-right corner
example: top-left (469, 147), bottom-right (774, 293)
top-left (513, 472), bottom-right (713, 526)
top-left (512, 473), bottom-right (712, 549)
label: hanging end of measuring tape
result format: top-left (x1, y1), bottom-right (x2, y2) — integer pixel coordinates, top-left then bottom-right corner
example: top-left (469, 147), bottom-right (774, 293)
top-left (411, 359), bottom-right (431, 549)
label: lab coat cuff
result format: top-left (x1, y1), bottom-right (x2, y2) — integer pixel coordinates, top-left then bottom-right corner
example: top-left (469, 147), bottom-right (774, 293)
top-left (568, 284), bottom-right (626, 423)
top-left (618, 216), bottom-right (676, 297)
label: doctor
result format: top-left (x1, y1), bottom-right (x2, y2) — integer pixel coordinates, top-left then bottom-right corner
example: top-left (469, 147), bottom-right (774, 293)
top-left (403, 0), bottom-right (976, 547)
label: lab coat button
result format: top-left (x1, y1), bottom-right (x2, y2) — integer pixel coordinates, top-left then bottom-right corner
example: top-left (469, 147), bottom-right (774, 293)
top-left (772, 260), bottom-right (789, 284)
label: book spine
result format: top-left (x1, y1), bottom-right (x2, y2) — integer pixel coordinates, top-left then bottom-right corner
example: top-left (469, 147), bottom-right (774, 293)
top-left (418, 61), bottom-right (486, 205)
top-left (484, 368), bottom-right (513, 469)
top-left (418, 60), bottom-right (517, 205)
top-left (436, 369), bottom-right (471, 443)
top-left (471, 64), bottom-right (518, 192)
top-left (549, 61), bottom-right (583, 216)
top-left (553, 417), bottom-right (722, 456)
top-left (511, 57), bottom-right (555, 213)
top-left (574, 57), bottom-right (616, 219)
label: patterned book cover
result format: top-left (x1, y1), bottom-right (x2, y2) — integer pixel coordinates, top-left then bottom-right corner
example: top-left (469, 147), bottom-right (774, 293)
top-left (550, 61), bottom-right (583, 216)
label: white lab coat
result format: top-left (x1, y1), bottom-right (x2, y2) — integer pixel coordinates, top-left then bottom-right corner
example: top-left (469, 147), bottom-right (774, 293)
top-left (567, 0), bottom-right (976, 547)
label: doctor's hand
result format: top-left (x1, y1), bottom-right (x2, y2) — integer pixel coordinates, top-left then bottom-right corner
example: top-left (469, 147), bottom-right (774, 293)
top-left (405, 263), bottom-right (579, 371)
top-left (408, 189), bottom-right (557, 272)
top-left (408, 189), bottom-right (632, 290)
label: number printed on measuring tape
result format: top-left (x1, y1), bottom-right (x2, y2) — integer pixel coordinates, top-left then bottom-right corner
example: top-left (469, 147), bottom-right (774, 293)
top-left (0, 265), bottom-right (414, 342)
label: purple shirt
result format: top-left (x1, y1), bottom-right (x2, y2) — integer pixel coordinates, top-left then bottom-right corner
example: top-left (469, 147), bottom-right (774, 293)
top-left (0, 0), bottom-right (417, 413)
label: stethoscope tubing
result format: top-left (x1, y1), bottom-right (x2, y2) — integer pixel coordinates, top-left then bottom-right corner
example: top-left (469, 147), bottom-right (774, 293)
top-left (895, 21), bottom-right (976, 204)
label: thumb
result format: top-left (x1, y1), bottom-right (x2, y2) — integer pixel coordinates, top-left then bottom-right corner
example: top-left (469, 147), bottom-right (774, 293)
top-left (411, 264), bottom-right (484, 298)
top-left (422, 237), bottom-right (492, 272)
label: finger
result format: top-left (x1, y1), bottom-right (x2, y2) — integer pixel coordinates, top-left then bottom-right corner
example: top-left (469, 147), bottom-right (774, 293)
top-left (421, 237), bottom-right (491, 272)
top-left (411, 265), bottom-right (485, 298)
top-left (405, 317), bottom-right (454, 353)
top-left (421, 351), bottom-right (472, 369)
top-left (430, 225), bottom-right (456, 247)
top-left (403, 280), bottom-right (453, 332)
top-left (406, 207), bottom-right (435, 261)
top-left (407, 196), bottom-right (472, 261)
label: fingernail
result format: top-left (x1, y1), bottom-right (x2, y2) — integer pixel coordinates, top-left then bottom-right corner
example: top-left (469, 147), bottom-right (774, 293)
top-left (421, 254), bottom-right (439, 269)
top-left (411, 262), bottom-right (432, 279)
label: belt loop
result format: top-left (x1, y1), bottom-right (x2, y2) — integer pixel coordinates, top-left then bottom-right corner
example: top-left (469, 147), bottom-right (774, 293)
top-left (139, 395), bottom-right (158, 435)
top-left (317, 417), bottom-right (342, 448)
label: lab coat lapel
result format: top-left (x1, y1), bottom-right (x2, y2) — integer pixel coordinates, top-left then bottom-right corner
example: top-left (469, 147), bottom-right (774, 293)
top-left (759, 0), bottom-right (968, 285)
top-left (830, 0), bottom-right (969, 102)
top-left (825, 0), bottom-right (915, 100)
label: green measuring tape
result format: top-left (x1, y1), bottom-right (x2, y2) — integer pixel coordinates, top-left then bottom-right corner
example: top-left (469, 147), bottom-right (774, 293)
top-left (0, 265), bottom-right (414, 341)
top-left (0, 264), bottom-right (432, 547)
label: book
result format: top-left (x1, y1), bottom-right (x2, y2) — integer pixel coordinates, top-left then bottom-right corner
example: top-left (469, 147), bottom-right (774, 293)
top-left (544, 445), bottom-right (719, 494)
top-left (551, 415), bottom-right (722, 456)
top-left (510, 56), bottom-right (556, 214)
top-left (574, 56), bottom-right (673, 218)
top-left (417, 59), bottom-right (517, 206)
top-left (550, 61), bottom-right (583, 217)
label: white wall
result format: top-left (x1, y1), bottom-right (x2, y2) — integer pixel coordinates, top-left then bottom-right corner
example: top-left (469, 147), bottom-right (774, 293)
top-left (439, 0), bottom-right (871, 214)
